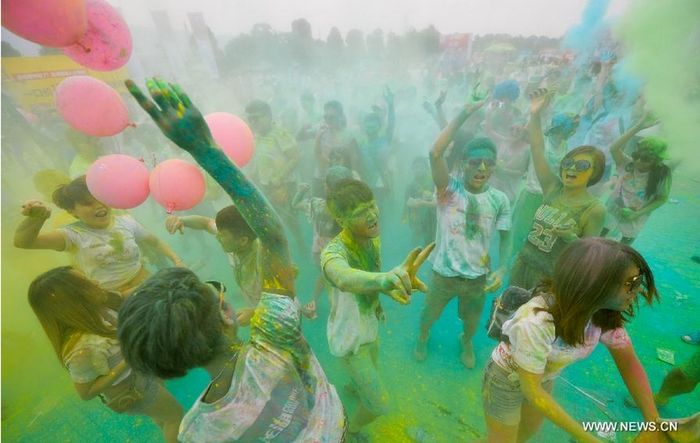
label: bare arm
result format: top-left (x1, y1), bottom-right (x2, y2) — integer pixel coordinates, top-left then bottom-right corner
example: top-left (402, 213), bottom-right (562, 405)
top-left (430, 101), bottom-right (486, 191)
top-left (609, 114), bottom-right (656, 167)
top-left (14, 200), bottom-right (66, 251)
top-left (165, 215), bottom-right (217, 235)
top-left (384, 87), bottom-right (396, 144)
top-left (527, 89), bottom-right (559, 195)
top-left (608, 344), bottom-right (660, 423)
top-left (139, 233), bottom-right (183, 266)
top-left (518, 368), bottom-right (603, 443)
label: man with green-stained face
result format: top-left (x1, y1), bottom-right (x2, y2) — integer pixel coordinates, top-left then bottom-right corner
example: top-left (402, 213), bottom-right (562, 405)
top-left (320, 178), bottom-right (434, 440)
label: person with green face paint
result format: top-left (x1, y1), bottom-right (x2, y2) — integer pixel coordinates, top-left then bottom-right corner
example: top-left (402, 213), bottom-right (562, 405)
top-left (415, 97), bottom-right (513, 369)
top-left (321, 178), bottom-right (434, 439)
top-left (601, 114), bottom-right (672, 244)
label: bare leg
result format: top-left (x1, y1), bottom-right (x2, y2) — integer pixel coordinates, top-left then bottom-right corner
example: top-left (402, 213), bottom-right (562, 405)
top-left (141, 384), bottom-right (184, 443)
top-left (516, 399), bottom-right (547, 442)
top-left (484, 414), bottom-right (518, 443)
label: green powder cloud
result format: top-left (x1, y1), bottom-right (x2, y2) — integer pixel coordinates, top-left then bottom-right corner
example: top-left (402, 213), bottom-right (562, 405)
top-left (615, 0), bottom-right (700, 172)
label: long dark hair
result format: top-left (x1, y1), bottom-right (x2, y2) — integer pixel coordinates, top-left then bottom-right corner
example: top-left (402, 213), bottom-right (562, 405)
top-left (626, 161), bottom-right (671, 200)
top-left (538, 238), bottom-right (658, 346)
top-left (28, 266), bottom-right (118, 361)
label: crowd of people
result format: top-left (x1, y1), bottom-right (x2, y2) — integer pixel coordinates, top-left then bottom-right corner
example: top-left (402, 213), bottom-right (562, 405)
top-left (6, 32), bottom-right (699, 443)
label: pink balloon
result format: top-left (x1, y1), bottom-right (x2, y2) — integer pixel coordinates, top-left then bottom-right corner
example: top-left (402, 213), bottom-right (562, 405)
top-left (86, 155), bottom-right (150, 209)
top-left (149, 160), bottom-right (206, 214)
top-left (62, 0), bottom-right (132, 71)
top-left (204, 113), bottom-right (255, 167)
top-left (2, 0), bottom-right (87, 47)
top-left (55, 75), bottom-right (130, 136)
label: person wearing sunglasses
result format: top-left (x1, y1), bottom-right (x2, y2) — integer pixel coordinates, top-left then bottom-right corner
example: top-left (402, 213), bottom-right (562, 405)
top-left (601, 114), bottom-right (671, 245)
top-left (482, 238), bottom-right (665, 443)
top-left (415, 96), bottom-right (513, 369)
top-left (509, 89), bottom-right (607, 291)
top-left (118, 78), bottom-right (345, 442)
top-left (510, 110), bottom-right (580, 264)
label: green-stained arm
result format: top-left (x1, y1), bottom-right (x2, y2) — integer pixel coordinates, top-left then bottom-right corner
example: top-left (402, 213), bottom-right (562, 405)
top-left (430, 100), bottom-right (486, 191)
top-left (323, 243), bottom-right (435, 305)
top-left (125, 78), bottom-right (290, 266)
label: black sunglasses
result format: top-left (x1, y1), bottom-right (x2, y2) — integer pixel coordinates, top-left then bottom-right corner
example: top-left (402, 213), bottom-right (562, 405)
top-left (561, 158), bottom-right (592, 172)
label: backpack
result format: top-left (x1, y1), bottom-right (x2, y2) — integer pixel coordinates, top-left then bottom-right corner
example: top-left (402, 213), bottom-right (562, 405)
top-left (485, 286), bottom-right (536, 342)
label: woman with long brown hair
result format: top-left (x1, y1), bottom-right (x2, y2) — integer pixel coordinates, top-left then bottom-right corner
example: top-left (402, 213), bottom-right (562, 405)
top-left (28, 266), bottom-right (183, 442)
top-left (482, 238), bottom-right (665, 443)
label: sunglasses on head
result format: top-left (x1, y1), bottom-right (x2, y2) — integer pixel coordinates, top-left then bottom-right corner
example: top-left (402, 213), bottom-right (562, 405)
top-left (466, 158), bottom-right (496, 168)
top-left (561, 158), bottom-right (592, 172)
top-left (623, 274), bottom-right (644, 294)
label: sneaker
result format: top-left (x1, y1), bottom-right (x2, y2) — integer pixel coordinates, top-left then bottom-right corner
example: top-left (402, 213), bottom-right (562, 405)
top-left (460, 336), bottom-right (475, 369)
top-left (414, 337), bottom-right (428, 362)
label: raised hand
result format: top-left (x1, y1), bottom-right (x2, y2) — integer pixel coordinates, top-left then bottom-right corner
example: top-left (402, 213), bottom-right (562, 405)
top-left (125, 78), bottom-right (215, 155)
top-left (381, 243), bottom-right (435, 304)
top-left (21, 200), bottom-right (51, 219)
top-left (529, 88), bottom-right (553, 115)
top-left (434, 90), bottom-right (447, 108)
top-left (383, 86), bottom-right (394, 106)
top-left (165, 215), bottom-right (184, 235)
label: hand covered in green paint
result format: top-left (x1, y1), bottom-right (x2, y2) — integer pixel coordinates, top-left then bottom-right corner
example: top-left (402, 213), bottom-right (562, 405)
top-left (380, 243), bottom-right (435, 304)
top-left (125, 78), bottom-right (215, 155)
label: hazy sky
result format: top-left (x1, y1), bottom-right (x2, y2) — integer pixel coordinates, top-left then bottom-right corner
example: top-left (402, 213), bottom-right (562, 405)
top-left (114, 0), bottom-right (631, 38)
top-left (2, 0), bottom-right (632, 54)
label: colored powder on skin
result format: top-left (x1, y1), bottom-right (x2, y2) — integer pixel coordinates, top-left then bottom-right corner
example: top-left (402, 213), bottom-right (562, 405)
top-left (615, 0), bottom-right (700, 174)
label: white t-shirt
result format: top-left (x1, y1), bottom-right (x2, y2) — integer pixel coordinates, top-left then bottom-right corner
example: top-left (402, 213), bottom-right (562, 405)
top-left (432, 178), bottom-right (511, 279)
top-left (59, 215), bottom-right (147, 290)
top-left (321, 231), bottom-right (382, 357)
top-left (491, 295), bottom-right (631, 382)
top-left (178, 293), bottom-right (345, 443)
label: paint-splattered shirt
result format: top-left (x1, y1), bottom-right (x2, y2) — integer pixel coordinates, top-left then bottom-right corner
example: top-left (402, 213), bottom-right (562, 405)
top-left (432, 178), bottom-right (511, 279)
top-left (321, 230), bottom-right (382, 357)
top-left (59, 215), bottom-right (146, 290)
top-left (491, 295), bottom-right (631, 382)
top-left (178, 293), bottom-right (345, 443)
